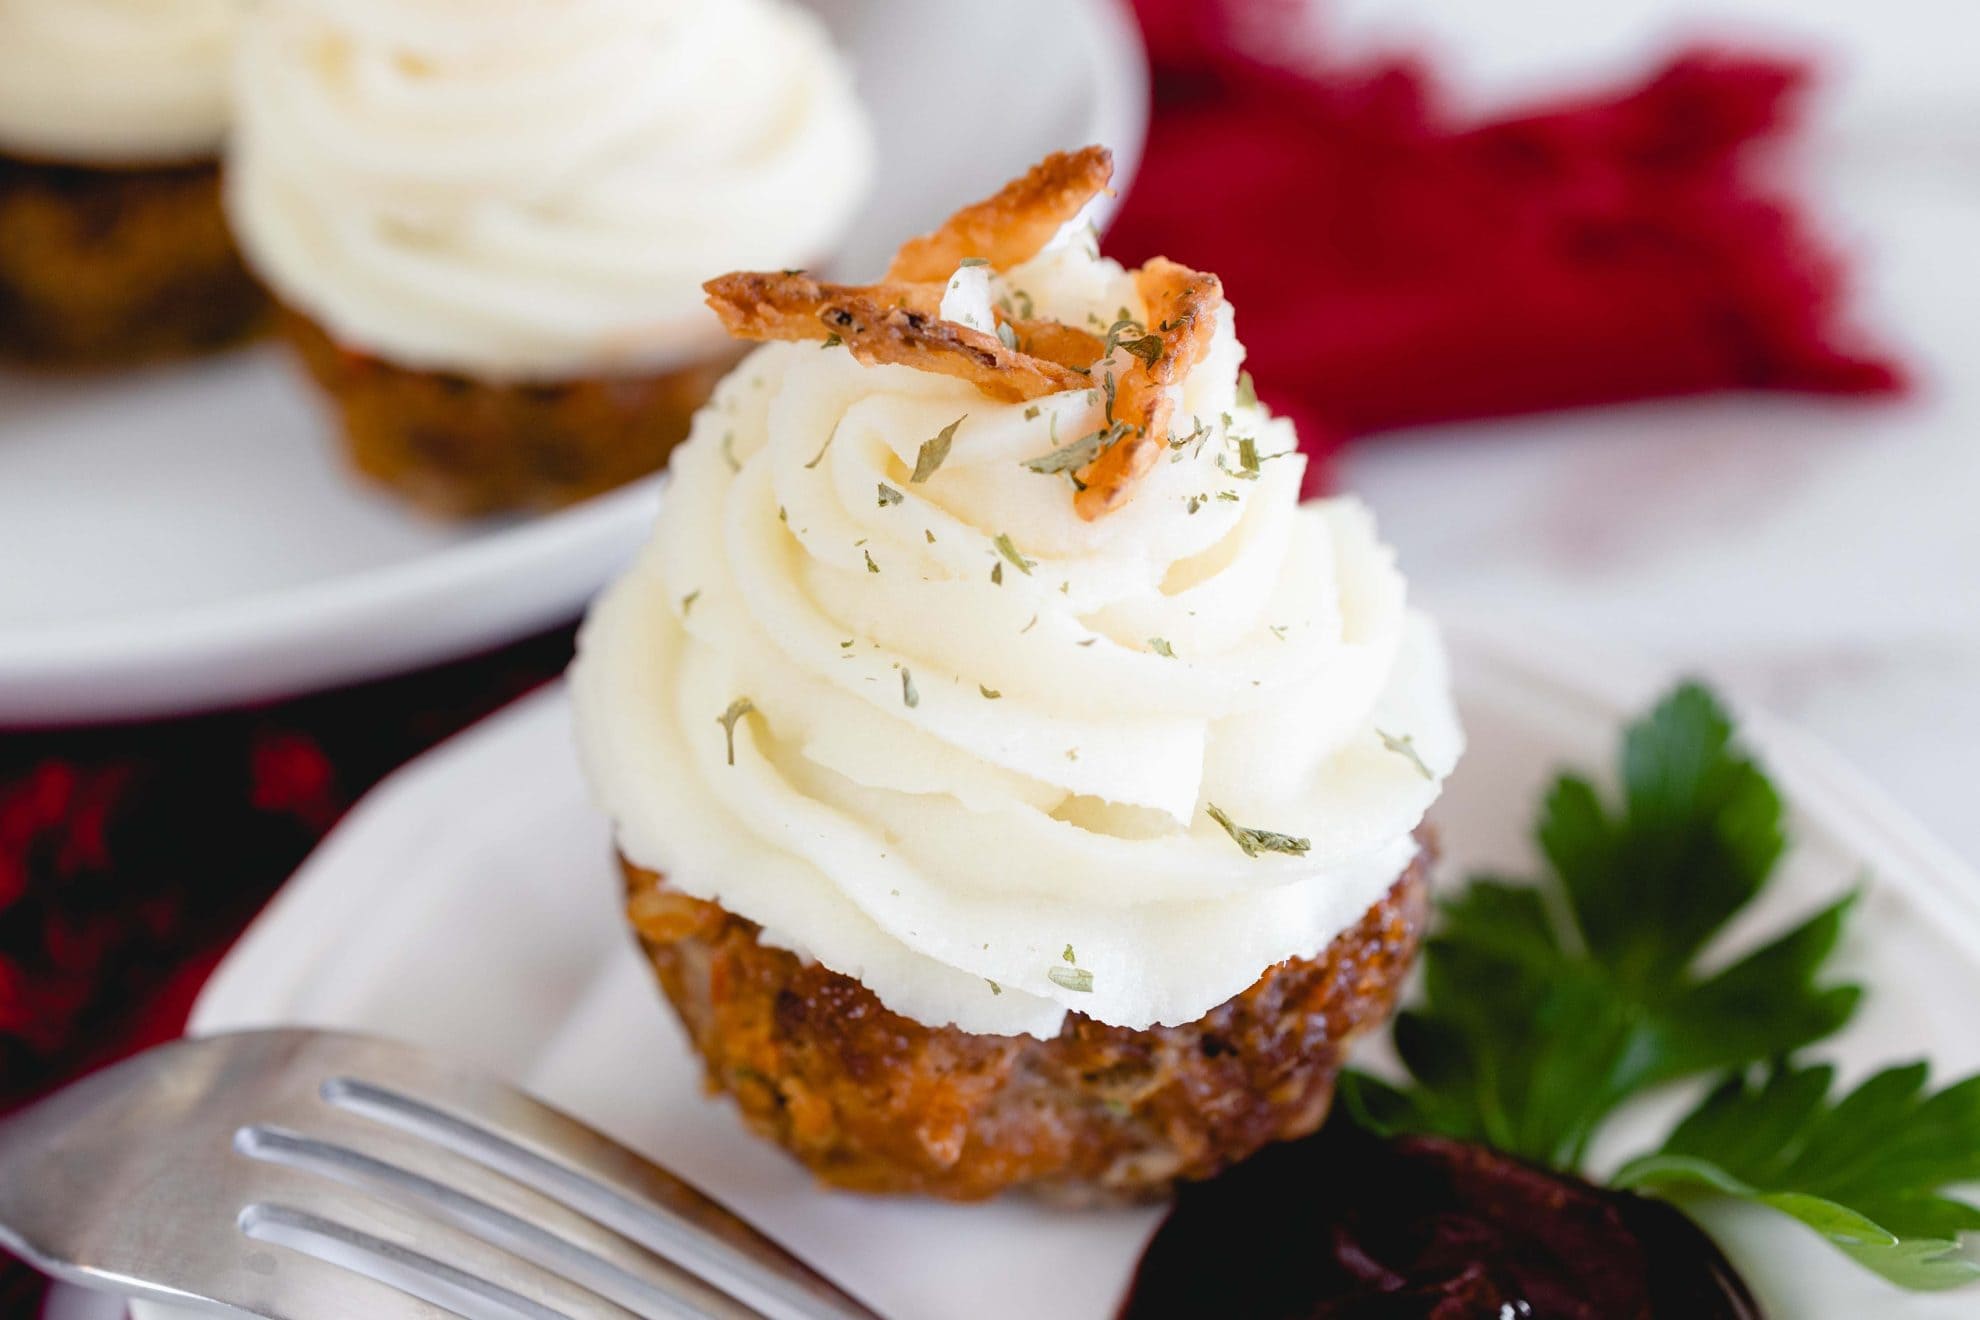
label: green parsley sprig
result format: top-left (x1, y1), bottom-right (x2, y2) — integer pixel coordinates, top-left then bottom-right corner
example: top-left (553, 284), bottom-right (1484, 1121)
top-left (1615, 1061), bottom-right (1980, 1290)
top-left (1342, 682), bottom-right (1980, 1293)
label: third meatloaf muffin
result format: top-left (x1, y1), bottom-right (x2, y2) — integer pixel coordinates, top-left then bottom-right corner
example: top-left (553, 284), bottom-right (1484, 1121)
top-left (0, 1), bottom-right (260, 364)
top-left (225, 0), bottom-right (872, 515)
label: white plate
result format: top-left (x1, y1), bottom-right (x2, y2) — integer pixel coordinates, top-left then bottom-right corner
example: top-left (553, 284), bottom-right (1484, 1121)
top-left (0, 0), bottom-right (1148, 725)
top-left (71, 619), bottom-right (1980, 1320)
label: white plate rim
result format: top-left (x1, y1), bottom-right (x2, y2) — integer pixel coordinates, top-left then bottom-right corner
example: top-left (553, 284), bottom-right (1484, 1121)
top-left (0, 0), bottom-right (1150, 726)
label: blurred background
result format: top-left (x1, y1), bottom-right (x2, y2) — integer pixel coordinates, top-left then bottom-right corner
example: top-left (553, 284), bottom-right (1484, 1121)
top-left (1313, 0), bottom-right (1980, 863)
top-left (4, 0), bottom-right (1980, 1308)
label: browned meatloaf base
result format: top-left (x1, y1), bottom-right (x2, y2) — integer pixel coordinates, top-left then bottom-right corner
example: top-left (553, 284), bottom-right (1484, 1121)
top-left (282, 310), bottom-right (739, 518)
top-left (0, 153), bottom-right (266, 365)
top-left (623, 838), bottom-right (1433, 1203)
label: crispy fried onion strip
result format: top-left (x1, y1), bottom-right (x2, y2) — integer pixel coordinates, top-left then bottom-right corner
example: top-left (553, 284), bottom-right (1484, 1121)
top-left (1073, 258), bottom-right (1223, 521)
top-left (1010, 319), bottom-right (1105, 371)
top-left (702, 150), bottom-right (1227, 516)
top-left (705, 271), bottom-right (1089, 403)
top-left (886, 145), bottom-right (1115, 283)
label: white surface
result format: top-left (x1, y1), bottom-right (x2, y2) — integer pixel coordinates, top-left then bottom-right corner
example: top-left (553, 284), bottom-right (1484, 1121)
top-left (71, 620), bottom-right (1975, 1320)
top-left (1328, 0), bottom-right (1980, 133)
top-left (0, 0), bottom-right (1147, 725)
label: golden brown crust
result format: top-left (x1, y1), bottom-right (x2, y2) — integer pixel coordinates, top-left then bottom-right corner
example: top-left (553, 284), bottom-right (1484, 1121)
top-left (282, 310), bottom-right (737, 518)
top-left (884, 146), bottom-right (1115, 284)
top-left (703, 271), bottom-right (1089, 403)
top-left (623, 837), bottom-right (1433, 1203)
top-left (1073, 259), bottom-right (1224, 521)
top-left (0, 153), bottom-right (266, 366)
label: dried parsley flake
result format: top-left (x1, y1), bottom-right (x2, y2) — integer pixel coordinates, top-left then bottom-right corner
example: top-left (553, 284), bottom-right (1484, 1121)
top-left (1378, 728), bottom-right (1435, 781)
top-left (911, 417), bottom-right (965, 483)
top-left (1206, 803), bottom-right (1310, 858)
top-left (1048, 966), bottom-right (1094, 993)
top-left (716, 698), bottom-right (755, 767)
top-left (993, 532), bottom-right (1035, 576)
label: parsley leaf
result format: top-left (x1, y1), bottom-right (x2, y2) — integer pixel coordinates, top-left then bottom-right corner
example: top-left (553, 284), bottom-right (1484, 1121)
top-left (993, 532), bottom-right (1034, 576)
top-left (1049, 965), bottom-right (1094, 993)
top-left (1019, 425), bottom-right (1112, 476)
top-left (1119, 333), bottom-right (1164, 368)
top-left (1377, 728), bottom-right (1432, 779)
top-left (911, 416), bottom-right (964, 483)
top-left (1205, 803), bottom-right (1310, 858)
top-left (715, 698), bottom-right (755, 767)
top-left (1614, 1062), bottom-right (1980, 1290)
top-left (1342, 683), bottom-right (1860, 1170)
top-left (1235, 434), bottom-right (1261, 479)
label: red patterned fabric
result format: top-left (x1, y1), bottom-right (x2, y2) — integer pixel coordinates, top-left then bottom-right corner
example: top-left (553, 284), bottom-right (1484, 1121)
top-left (0, 1), bottom-right (1901, 1303)
top-left (0, 626), bottom-right (576, 1111)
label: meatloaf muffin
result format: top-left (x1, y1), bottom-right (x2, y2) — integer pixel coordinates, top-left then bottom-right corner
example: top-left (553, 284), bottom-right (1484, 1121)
top-left (571, 149), bottom-right (1464, 1203)
top-left (626, 844), bottom-right (1431, 1202)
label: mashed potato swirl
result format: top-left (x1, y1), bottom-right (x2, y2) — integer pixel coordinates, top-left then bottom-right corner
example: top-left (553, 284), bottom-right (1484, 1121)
top-left (574, 234), bottom-right (1461, 1037)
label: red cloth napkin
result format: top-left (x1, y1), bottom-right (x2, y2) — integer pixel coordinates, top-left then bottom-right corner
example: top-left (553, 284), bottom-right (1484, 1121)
top-left (0, 2), bottom-right (1902, 1304)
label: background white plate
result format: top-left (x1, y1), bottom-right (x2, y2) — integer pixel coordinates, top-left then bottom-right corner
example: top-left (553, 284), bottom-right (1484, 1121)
top-left (0, 0), bottom-right (1147, 726)
top-left (74, 619), bottom-right (1980, 1320)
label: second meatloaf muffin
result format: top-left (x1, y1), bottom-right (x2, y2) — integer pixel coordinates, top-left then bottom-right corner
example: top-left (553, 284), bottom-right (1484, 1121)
top-left (624, 841), bottom-right (1432, 1203)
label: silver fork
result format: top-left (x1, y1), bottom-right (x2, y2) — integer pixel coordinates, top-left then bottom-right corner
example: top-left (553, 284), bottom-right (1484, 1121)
top-left (0, 1028), bottom-right (886, 1320)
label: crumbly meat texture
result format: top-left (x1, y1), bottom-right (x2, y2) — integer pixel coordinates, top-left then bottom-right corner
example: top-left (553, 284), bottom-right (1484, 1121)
top-left (283, 310), bottom-right (738, 518)
top-left (0, 153), bottom-right (266, 366)
top-left (623, 838), bottom-right (1433, 1203)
